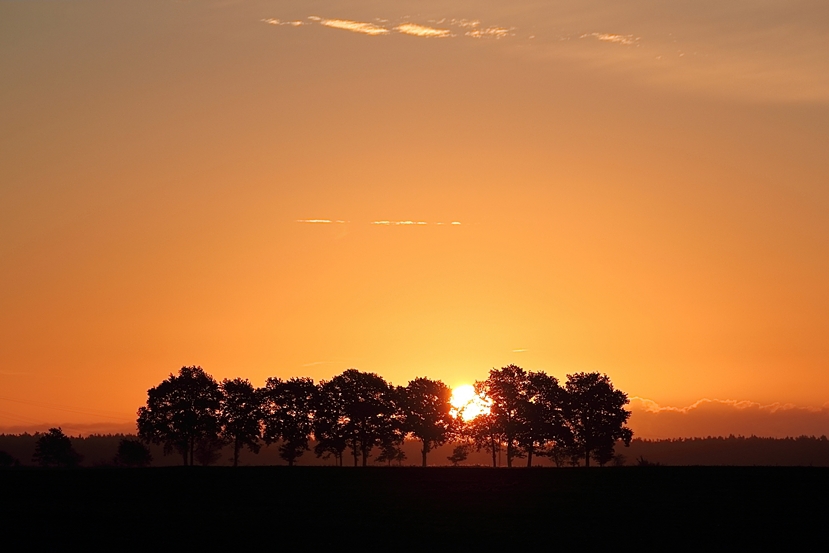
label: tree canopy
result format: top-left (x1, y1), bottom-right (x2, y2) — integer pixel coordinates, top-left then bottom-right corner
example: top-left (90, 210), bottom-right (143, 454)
top-left (400, 377), bottom-right (457, 466)
top-left (262, 377), bottom-right (317, 466)
top-left (220, 377), bottom-right (262, 467)
top-left (564, 372), bottom-right (633, 467)
top-left (327, 369), bottom-right (399, 467)
top-left (137, 366), bottom-right (223, 466)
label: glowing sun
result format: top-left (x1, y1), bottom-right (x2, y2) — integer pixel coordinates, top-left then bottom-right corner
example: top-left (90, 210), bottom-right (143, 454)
top-left (450, 384), bottom-right (491, 421)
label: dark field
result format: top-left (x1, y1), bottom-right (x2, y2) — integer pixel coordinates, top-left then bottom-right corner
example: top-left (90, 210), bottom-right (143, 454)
top-left (3, 467), bottom-right (826, 548)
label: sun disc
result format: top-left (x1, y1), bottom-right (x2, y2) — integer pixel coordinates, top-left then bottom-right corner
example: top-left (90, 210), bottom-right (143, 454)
top-left (450, 384), bottom-right (491, 421)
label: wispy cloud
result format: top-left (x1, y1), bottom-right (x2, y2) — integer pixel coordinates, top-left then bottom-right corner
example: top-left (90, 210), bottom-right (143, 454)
top-left (371, 220), bottom-right (427, 225)
top-left (395, 23), bottom-right (452, 39)
top-left (445, 19), bottom-right (480, 29)
top-left (512, 349), bottom-right (528, 353)
top-left (263, 16), bottom-right (515, 42)
top-left (296, 219), bottom-right (348, 224)
top-left (447, 20), bottom-right (514, 40)
top-left (261, 18), bottom-right (305, 27)
top-left (319, 18), bottom-right (390, 36)
top-left (370, 220), bottom-right (461, 226)
top-left (580, 33), bottom-right (640, 46)
top-left (466, 26), bottom-right (514, 39)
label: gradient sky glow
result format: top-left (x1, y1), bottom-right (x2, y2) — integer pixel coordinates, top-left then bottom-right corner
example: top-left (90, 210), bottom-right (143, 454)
top-left (1, 0), bottom-right (828, 437)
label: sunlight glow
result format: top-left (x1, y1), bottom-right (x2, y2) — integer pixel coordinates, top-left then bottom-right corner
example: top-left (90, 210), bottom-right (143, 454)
top-left (450, 384), bottom-right (491, 421)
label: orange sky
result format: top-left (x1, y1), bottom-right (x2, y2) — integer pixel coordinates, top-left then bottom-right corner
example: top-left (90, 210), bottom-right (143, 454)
top-left (1, 0), bottom-right (828, 437)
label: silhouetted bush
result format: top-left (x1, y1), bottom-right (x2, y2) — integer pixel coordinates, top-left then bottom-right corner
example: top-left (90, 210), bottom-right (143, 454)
top-left (32, 428), bottom-right (82, 467)
top-left (114, 438), bottom-right (153, 467)
top-left (447, 444), bottom-right (470, 466)
top-left (0, 450), bottom-right (19, 468)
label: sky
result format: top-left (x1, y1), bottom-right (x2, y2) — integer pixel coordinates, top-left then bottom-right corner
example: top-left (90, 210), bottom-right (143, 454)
top-left (1, 0), bottom-right (828, 438)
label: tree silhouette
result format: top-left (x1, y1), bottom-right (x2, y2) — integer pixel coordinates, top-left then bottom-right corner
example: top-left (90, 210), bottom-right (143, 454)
top-left (476, 365), bottom-right (528, 467)
top-left (313, 378), bottom-right (349, 466)
top-left (137, 366), bottom-right (224, 466)
top-left (262, 377), bottom-right (317, 466)
top-left (447, 444), bottom-right (470, 466)
top-left (114, 438), bottom-right (152, 467)
top-left (400, 377), bottom-right (456, 466)
top-left (32, 428), bottom-right (82, 467)
top-left (219, 377), bottom-right (263, 467)
top-left (375, 439), bottom-right (406, 466)
top-left (540, 442), bottom-right (570, 467)
top-left (564, 372), bottom-right (633, 467)
top-left (194, 434), bottom-right (226, 466)
top-left (321, 369), bottom-right (399, 466)
top-left (468, 408), bottom-right (502, 467)
top-left (517, 371), bottom-right (570, 467)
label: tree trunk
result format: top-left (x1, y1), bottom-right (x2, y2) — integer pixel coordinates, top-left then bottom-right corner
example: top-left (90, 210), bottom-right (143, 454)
top-left (491, 437), bottom-right (497, 468)
top-left (506, 441), bottom-right (513, 468)
top-left (361, 445), bottom-right (368, 467)
top-left (233, 440), bottom-right (240, 467)
top-left (421, 440), bottom-right (429, 467)
top-left (584, 446), bottom-right (590, 468)
top-left (189, 440), bottom-right (195, 466)
top-left (527, 446), bottom-right (533, 468)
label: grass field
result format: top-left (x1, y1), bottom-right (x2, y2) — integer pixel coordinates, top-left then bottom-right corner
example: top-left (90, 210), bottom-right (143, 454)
top-left (3, 467), bottom-right (826, 548)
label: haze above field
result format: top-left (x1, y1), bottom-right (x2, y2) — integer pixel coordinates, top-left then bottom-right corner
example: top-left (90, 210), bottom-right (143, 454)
top-left (1, 0), bottom-right (828, 437)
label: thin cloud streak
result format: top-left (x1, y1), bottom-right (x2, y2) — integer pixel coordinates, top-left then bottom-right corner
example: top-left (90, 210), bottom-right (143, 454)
top-left (580, 33), bottom-right (640, 46)
top-left (296, 219), bottom-right (348, 224)
top-left (261, 18), bottom-right (305, 27)
top-left (395, 23), bottom-right (452, 39)
top-left (319, 18), bottom-right (389, 36)
top-left (466, 27), bottom-right (513, 39)
top-left (370, 221), bottom-right (461, 225)
top-left (263, 15), bottom-right (515, 41)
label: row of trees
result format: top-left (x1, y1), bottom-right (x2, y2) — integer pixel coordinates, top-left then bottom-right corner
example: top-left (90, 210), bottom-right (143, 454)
top-left (137, 365), bottom-right (632, 467)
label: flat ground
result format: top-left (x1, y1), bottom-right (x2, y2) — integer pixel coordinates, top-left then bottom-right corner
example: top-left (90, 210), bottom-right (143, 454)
top-left (3, 467), bottom-right (826, 548)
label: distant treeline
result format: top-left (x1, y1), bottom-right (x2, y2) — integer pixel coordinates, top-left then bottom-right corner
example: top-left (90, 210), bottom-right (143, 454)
top-left (3, 434), bottom-right (829, 467)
